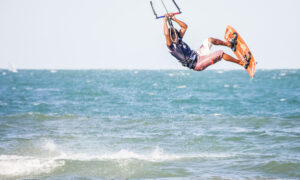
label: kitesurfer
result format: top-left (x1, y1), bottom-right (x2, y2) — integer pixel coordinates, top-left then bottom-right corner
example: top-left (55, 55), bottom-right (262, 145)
top-left (164, 13), bottom-right (248, 71)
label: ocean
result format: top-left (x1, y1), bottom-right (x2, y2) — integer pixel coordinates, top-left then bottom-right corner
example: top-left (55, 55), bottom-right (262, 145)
top-left (0, 69), bottom-right (299, 180)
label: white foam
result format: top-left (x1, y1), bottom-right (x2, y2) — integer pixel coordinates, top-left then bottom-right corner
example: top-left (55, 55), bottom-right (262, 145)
top-left (224, 84), bottom-right (230, 88)
top-left (33, 102), bottom-right (40, 106)
top-left (55, 147), bottom-right (180, 162)
top-left (168, 73), bottom-right (174, 77)
top-left (57, 147), bottom-right (234, 162)
top-left (8, 62), bottom-right (18, 73)
top-left (43, 140), bottom-right (57, 152)
top-left (2, 72), bottom-right (6, 76)
top-left (231, 127), bottom-right (249, 133)
top-left (103, 147), bottom-right (179, 161)
top-left (0, 155), bottom-right (65, 177)
top-left (280, 98), bottom-right (286, 102)
top-left (177, 85), bottom-right (186, 89)
top-left (50, 70), bottom-right (57, 73)
top-left (278, 127), bottom-right (300, 134)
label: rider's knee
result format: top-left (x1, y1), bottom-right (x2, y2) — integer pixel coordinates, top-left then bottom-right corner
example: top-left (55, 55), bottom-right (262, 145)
top-left (208, 37), bottom-right (217, 44)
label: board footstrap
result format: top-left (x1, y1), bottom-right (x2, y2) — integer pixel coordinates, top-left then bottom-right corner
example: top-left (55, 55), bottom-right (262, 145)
top-left (229, 32), bottom-right (238, 52)
top-left (244, 52), bottom-right (252, 69)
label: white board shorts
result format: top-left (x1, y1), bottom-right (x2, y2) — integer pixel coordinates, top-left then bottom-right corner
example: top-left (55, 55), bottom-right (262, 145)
top-left (197, 38), bottom-right (213, 56)
top-left (193, 38), bottom-right (224, 71)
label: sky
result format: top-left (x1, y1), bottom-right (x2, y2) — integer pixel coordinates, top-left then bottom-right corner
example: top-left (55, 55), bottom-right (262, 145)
top-left (0, 0), bottom-right (299, 70)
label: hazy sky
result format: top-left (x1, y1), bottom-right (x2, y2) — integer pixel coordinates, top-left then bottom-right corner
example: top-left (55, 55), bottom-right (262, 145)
top-left (0, 0), bottom-right (299, 70)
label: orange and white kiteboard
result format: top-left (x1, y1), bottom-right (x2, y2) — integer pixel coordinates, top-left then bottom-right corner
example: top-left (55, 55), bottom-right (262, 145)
top-left (225, 25), bottom-right (256, 78)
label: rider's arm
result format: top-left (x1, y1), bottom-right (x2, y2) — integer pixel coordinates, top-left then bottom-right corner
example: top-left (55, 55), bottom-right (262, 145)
top-left (164, 16), bottom-right (172, 47)
top-left (171, 16), bottom-right (188, 38)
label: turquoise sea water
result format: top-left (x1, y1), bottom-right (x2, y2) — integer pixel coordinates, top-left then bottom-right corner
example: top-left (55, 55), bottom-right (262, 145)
top-left (0, 69), bottom-right (299, 180)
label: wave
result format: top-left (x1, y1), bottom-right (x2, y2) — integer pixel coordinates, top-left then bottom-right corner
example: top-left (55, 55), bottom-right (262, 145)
top-left (245, 161), bottom-right (300, 177)
top-left (0, 155), bottom-right (65, 177)
top-left (0, 142), bottom-right (235, 177)
top-left (56, 148), bottom-right (234, 162)
top-left (1, 112), bottom-right (79, 121)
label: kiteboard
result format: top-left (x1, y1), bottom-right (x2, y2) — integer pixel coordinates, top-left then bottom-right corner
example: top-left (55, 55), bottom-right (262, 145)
top-left (224, 25), bottom-right (256, 78)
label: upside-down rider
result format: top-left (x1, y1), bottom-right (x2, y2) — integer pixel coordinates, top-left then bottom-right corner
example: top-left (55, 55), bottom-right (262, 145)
top-left (164, 13), bottom-right (249, 71)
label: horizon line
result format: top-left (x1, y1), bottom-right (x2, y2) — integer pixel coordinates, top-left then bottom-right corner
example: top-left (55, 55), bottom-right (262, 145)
top-left (1, 68), bottom-right (299, 71)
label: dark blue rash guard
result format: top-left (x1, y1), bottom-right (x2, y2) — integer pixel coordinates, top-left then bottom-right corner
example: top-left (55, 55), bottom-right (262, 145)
top-left (167, 38), bottom-right (197, 69)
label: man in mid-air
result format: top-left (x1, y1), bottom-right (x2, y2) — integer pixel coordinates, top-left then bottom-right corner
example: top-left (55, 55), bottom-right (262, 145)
top-left (164, 13), bottom-right (248, 71)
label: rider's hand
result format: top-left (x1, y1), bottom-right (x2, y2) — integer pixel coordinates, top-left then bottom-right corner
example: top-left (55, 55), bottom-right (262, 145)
top-left (165, 13), bottom-right (175, 20)
top-left (170, 13), bottom-right (176, 20)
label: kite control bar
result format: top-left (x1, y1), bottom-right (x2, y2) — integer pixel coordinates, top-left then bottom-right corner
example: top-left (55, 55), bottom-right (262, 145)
top-left (150, 0), bottom-right (182, 19)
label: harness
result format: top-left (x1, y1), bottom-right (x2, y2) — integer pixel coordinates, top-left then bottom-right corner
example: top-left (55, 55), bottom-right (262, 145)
top-left (169, 39), bottom-right (197, 69)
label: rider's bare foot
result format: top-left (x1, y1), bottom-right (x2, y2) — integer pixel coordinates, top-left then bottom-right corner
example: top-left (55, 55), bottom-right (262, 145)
top-left (241, 56), bottom-right (249, 69)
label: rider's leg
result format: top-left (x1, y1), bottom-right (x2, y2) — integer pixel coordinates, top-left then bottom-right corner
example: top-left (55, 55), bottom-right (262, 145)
top-left (194, 51), bottom-right (245, 71)
top-left (222, 53), bottom-right (244, 66)
top-left (208, 37), bottom-right (231, 48)
top-left (207, 38), bottom-right (244, 66)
